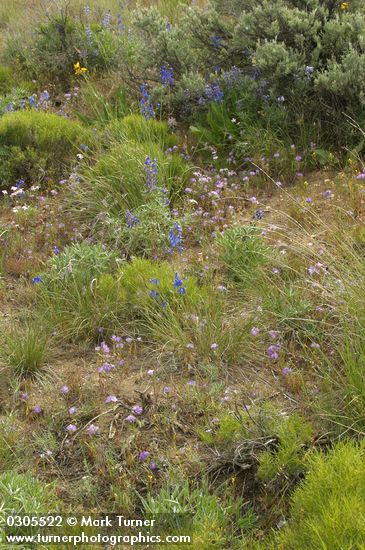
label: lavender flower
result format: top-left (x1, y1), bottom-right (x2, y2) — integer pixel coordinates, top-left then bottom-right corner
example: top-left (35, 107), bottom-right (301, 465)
top-left (204, 82), bottom-right (224, 102)
top-left (66, 424), bottom-right (77, 433)
top-left (105, 395), bottom-right (118, 404)
top-left (87, 424), bottom-right (99, 435)
top-left (139, 451), bottom-right (150, 461)
top-left (267, 343), bottom-right (281, 360)
top-left (125, 210), bottom-right (139, 228)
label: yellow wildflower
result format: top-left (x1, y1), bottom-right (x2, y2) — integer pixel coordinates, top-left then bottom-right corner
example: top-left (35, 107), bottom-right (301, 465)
top-left (340, 2), bottom-right (349, 10)
top-left (74, 62), bottom-right (88, 76)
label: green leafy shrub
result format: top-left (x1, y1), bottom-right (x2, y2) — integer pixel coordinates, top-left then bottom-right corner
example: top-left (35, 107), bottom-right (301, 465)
top-left (141, 476), bottom-right (253, 548)
top-left (0, 110), bottom-right (91, 188)
top-left (101, 197), bottom-right (185, 257)
top-left (268, 441), bottom-right (365, 549)
top-left (119, 0), bottom-right (365, 152)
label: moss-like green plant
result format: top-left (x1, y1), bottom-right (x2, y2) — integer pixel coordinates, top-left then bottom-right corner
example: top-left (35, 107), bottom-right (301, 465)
top-left (269, 441), bottom-right (365, 549)
top-left (0, 110), bottom-right (92, 188)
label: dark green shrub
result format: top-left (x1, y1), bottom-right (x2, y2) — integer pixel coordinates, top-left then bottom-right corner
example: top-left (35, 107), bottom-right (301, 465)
top-left (0, 110), bottom-right (91, 188)
top-left (119, 1), bottom-right (365, 151)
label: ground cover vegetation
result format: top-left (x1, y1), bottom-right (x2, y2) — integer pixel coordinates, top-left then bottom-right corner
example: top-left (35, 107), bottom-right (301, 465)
top-left (1, 0), bottom-right (365, 548)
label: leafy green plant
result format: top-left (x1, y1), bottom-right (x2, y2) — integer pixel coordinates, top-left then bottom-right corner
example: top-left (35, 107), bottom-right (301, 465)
top-left (141, 476), bottom-right (254, 547)
top-left (268, 441), bottom-right (365, 549)
top-left (0, 110), bottom-right (92, 188)
top-left (0, 471), bottom-right (58, 540)
top-left (258, 414), bottom-right (313, 485)
top-left (103, 197), bottom-right (185, 256)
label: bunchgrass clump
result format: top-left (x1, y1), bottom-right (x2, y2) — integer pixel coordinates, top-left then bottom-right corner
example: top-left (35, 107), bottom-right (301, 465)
top-left (0, 323), bottom-right (49, 378)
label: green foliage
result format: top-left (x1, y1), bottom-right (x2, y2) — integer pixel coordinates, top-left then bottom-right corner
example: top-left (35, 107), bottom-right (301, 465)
top-left (35, 243), bottom-right (122, 341)
top-left (141, 476), bottom-right (254, 547)
top-left (106, 114), bottom-right (176, 149)
top-left (269, 441), bottom-right (365, 549)
top-left (76, 82), bottom-right (130, 126)
top-left (262, 282), bottom-right (317, 340)
top-left (6, 12), bottom-right (120, 88)
top-left (0, 471), bottom-right (58, 540)
top-left (46, 242), bottom-right (117, 283)
top-left (73, 139), bottom-right (189, 236)
top-left (119, 0), bottom-right (365, 151)
top-left (0, 323), bottom-right (49, 378)
top-left (115, 258), bottom-right (250, 362)
top-left (320, 334), bottom-right (365, 435)
top-left (0, 110), bottom-right (91, 188)
top-left (0, 416), bottom-right (22, 471)
top-left (107, 197), bottom-right (184, 257)
top-left (258, 414), bottom-right (313, 484)
top-left (199, 413), bottom-right (247, 446)
top-left (217, 225), bottom-right (271, 288)
top-left (0, 65), bottom-right (13, 93)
